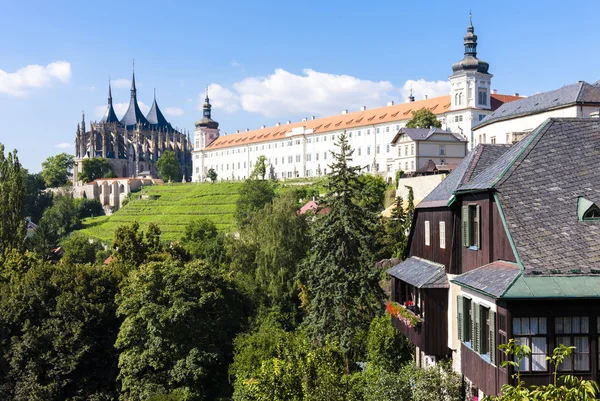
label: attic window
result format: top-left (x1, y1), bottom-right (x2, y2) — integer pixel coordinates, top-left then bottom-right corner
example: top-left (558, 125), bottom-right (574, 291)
top-left (578, 197), bottom-right (600, 221)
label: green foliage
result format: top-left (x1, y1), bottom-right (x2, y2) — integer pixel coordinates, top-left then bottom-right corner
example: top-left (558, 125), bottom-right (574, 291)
top-left (112, 221), bottom-right (165, 267)
top-left (412, 360), bottom-right (462, 401)
top-left (394, 170), bottom-right (403, 188)
top-left (0, 144), bottom-right (26, 255)
top-left (60, 233), bottom-right (105, 265)
top-left (378, 195), bottom-right (410, 260)
top-left (298, 133), bottom-right (384, 370)
top-left (78, 157), bottom-right (115, 183)
top-left (485, 339), bottom-right (600, 401)
top-left (355, 174), bottom-right (387, 212)
top-left (207, 167), bottom-right (218, 183)
top-left (116, 259), bottom-right (246, 400)
top-left (41, 152), bottom-right (75, 187)
top-left (234, 179), bottom-right (276, 227)
top-left (184, 218), bottom-right (218, 242)
top-left (0, 262), bottom-right (121, 400)
top-left (74, 197), bottom-right (104, 218)
top-left (22, 171), bottom-right (52, 223)
top-left (157, 150), bottom-right (182, 182)
top-left (405, 108), bottom-right (442, 129)
top-left (366, 314), bottom-right (413, 372)
top-left (78, 183), bottom-right (242, 241)
top-left (362, 364), bottom-right (414, 401)
top-left (250, 155), bottom-right (268, 180)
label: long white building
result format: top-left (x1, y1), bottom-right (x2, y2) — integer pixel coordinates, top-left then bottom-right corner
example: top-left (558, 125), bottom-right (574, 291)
top-left (192, 18), bottom-right (521, 182)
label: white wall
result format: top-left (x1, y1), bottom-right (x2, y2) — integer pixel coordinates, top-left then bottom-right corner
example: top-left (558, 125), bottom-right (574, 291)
top-left (396, 175), bottom-right (447, 204)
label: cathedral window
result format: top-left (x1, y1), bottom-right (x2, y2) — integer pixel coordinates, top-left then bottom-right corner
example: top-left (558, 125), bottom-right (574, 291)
top-left (479, 90), bottom-right (488, 106)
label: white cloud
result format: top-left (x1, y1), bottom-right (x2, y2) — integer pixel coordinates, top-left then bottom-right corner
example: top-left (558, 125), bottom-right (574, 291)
top-left (401, 79), bottom-right (450, 102)
top-left (165, 107), bottom-right (184, 116)
top-left (95, 101), bottom-right (150, 118)
top-left (55, 142), bottom-right (73, 149)
top-left (0, 61), bottom-right (71, 96)
top-left (203, 83), bottom-right (240, 113)
top-left (111, 78), bottom-right (130, 88)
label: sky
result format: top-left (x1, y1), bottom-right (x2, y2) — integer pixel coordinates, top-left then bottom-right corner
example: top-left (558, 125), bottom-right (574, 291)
top-left (1, 0), bottom-right (599, 172)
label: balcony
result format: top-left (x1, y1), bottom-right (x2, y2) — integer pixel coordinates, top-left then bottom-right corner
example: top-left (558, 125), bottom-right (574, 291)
top-left (386, 301), bottom-right (423, 332)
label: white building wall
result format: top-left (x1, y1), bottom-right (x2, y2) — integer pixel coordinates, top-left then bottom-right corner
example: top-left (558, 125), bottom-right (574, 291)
top-left (472, 105), bottom-right (600, 145)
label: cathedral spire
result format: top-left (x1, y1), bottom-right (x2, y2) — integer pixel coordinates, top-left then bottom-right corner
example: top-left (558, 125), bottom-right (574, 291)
top-left (81, 111), bottom-right (86, 133)
top-left (100, 79), bottom-right (120, 124)
top-left (195, 85), bottom-right (219, 129)
top-left (121, 61), bottom-right (149, 128)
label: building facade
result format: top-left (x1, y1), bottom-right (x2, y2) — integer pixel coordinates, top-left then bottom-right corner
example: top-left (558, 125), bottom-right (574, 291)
top-left (472, 80), bottom-right (600, 145)
top-left (192, 19), bottom-right (521, 183)
top-left (73, 72), bottom-right (192, 186)
top-left (387, 117), bottom-right (600, 399)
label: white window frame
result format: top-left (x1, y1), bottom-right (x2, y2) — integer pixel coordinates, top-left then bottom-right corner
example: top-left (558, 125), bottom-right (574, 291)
top-left (439, 221), bottom-right (446, 249)
top-left (425, 220), bottom-right (430, 246)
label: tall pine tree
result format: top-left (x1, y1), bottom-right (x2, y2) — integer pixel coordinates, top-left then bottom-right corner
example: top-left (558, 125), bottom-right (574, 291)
top-left (0, 145), bottom-right (25, 255)
top-left (298, 132), bottom-right (384, 372)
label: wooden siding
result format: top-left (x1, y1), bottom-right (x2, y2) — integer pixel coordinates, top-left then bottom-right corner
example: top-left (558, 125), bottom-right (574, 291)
top-left (392, 278), bottom-right (450, 358)
top-left (462, 343), bottom-right (506, 396)
top-left (501, 299), bottom-right (600, 386)
top-left (460, 193), bottom-right (515, 273)
top-left (409, 208), bottom-right (454, 270)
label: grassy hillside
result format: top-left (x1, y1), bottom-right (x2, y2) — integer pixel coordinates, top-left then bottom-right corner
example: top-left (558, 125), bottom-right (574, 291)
top-left (78, 182), bottom-right (242, 242)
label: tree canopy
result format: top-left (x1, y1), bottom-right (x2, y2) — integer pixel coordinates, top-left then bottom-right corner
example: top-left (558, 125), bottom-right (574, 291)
top-left (157, 150), bottom-right (181, 182)
top-left (405, 108), bottom-right (442, 129)
top-left (77, 158), bottom-right (115, 183)
top-left (0, 145), bottom-right (26, 255)
top-left (250, 155), bottom-right (268, 180)
top-left (234, 178), bottom-right (276, 227)
top-left (41, 152), bottom-right (75, 187)
top-left (206, 167), bottom-right (217, 183)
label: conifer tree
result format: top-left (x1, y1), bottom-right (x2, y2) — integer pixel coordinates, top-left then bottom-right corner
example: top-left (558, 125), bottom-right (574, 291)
top-left (298, 133), bottom-right (384, 372)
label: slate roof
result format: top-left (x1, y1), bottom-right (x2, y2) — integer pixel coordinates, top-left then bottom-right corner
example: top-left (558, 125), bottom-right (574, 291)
top-left (417, 144), bottom-right (511, 208)
top-left (393, 127), bottom-right (466, 143)
top-left (458, 118), bottom-right (600, 275)
top-left (387, 257), bottom-right (448, 288)
top-left (146, 97), bottom-right (173, 131)
top-left (99, 83), bottom-right (120, 124)
top-left (451, 261), bottom-right (520, 298)
top-left (120, 72), bottom-right (150, 129)
top-left (475, 81), bottom-right (600, 129)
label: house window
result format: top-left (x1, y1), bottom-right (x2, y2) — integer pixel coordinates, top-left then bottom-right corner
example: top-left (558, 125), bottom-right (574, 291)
top-left (405, 145), bottom-right (408, 156)
top-left (480, 306), bottom-right (490, 356)
top-left (439, 145), bottom-right (446, 155)
top-left (367, 129), bottom-right (371, 135)
top-left (358, 147), bottom-right (362, 156)
top-left (463, 298), bottom-right (472, 343)
top-left (376, 128), bottom-right (380, 134)
top-left (367, 146), bottom-right (371, 155)
top-left (386, 126), bottom-right (390, 132)
top-left (411, 144), bottom-right (414, 155)
top-left (288, 156), bottom-right (293, 163)
top-left (324, 152), bottom-right (327, 160)
top-left (296, 154), bottom-right (300, 162)
top-left (513, 317), bottom-right (548, 371)
top-left (439, 221), bottom-right (446, 249)
top-left (424, 221), bottom-right (430, 246)
top-left (358, 130), bottom-right (361, 136)
top-left (306, 153), bottom-right (311, 162)
top-left (462, 204), bottom-right (481, 249)
top-left (376, 145), bottom-right (380, 154)
top-left (556, 316), bottom-right (590, 371)
top-left (348, 132), bottom-right (352, 138)
top-left (584, 206), bottom-right (600, 220)
top-left (386, 144), bottom-right (390, 153)
top-left (491, 136), bottom-right (496, 144)
top-left (506, 133), bottom-right (510, 143)
top-left (479, 114), bottom-right (485, 121)
top-left (479, 90), bottom-right (488, 106)
top-left (316, 153), bottom-right (319, 161)
top-left (411, 161), bottom-right (414, 170)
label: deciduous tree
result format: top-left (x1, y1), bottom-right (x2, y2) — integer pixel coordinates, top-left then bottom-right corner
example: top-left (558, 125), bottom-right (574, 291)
top-left (405, 108), bottom-right (442, 129)
top-left (157, 150), bottom-right (181, 182)
top-left (41, 152), bottom-right (75, 187)
top-left (78, 157), bottom-right (115, 183)
top-left (250, 155), bottom-right (267, 180)
top-left (234, 179), bottom-right (276, 227)
top-left (206, 167), bottom-right (218, 183)
top-left (0, 145), bottom-right (26, 255)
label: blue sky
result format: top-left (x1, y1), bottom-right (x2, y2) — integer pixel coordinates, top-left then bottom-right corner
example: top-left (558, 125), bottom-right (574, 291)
top-left (1, 0), bottom-right (599, 172)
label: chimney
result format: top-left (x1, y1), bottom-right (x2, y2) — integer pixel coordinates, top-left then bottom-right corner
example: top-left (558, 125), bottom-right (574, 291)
top-left (387, 101), bottom-right (394, 106)
top-left (311, 116), bottom-right (316, 120)
top-left (246, 128), bottom-right (250, 132)
top-left (286, 120), bottom-right (291, 124)
top-left (492, 89), bottom-right (498, 94)
top-left (360, 106), bottom-right (367, 111)
top-left (302, 117), bottom-right (307, 122)
top-left (514, 93), bottom-right (520, 96)
top-left (276, 122), bottom-right (280, 127)
top-left (261, 125), bottom-right (266, 129)
top-left (236, 129), bottom-right (240, 133)
top-left (342, 109), bottom-right (348, 114)
top-left (425, 95), bottom-right (428, 100)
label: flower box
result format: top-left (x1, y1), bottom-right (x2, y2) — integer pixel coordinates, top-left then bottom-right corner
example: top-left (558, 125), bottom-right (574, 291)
top-left (385, 301), bottom-right (423, 329)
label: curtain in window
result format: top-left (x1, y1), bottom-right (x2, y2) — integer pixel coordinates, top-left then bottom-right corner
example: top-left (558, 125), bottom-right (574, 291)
top-left (558, 336), bottom-right (572, 371)
top-left (574, 336), bottom-right (590, 371)
top-left (514, 336), bottom-right (530, 371)
top-left (531, 337), bottom-right (547, 371)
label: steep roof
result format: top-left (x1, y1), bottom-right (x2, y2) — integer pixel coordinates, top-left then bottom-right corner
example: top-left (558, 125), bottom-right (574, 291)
top-left (475, 81), bottom-right (600, 129)
top-left (146, 95), bottom-right (173, 131)
top-left (205, 93), bottom-right (518, 151)
top-left (387, 257), bottom-right (448, 288)
top-left (99, 82), bottom-right (120, 124)
top-left (120, 72), bottom-right (149, 128)
top-left (451, 261), bottom-right (520, 298)
top-left (391, 127), bottom-right (466, 143)
top-left (460, 118), bottom-right (600, 275)
top-left (417, 143), bottom-right (512, 208)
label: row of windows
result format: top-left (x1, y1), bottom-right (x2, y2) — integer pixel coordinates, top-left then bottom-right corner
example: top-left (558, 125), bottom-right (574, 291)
top-left (457, 297), bottom-right (496, 364)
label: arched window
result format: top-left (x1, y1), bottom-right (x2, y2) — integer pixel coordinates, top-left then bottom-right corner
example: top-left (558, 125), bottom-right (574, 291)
top-left (578, 197), bottom-right (600, 221)
top-left (120, 184), bottom-right (125, 194)
top-left (584, 206), bottom-right (600, 220)
top-left (455, 93), bottom-right (459, 105)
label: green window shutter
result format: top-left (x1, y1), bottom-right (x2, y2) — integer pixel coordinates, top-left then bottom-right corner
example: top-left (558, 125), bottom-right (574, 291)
top-left (490, 311), bottom-right (496, 364)
top-left (462, 206), bottom-right (470, 247)
top-left (473, 303), bottom-right (480, 353)
top-left (457, 296), bottom-right (463, 341)
top-left (475, 205), bottom-right (481, 249)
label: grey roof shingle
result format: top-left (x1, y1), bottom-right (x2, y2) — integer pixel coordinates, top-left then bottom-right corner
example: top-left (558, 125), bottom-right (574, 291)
top-left (386, 257), bottom-right (448, 288)
top-left (452, 261), bottom-right (520, 298)
top-left (475, 81), bottom-right (600, 129)
top-left (459, 118), bottom-right (600, 275)
top-left (417, 144), bottom-right (512, 208)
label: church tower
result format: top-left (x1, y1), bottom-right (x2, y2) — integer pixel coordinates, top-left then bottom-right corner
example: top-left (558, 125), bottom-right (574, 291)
top-left (194, 87), bottom-right (220, 150)
top-left (450, 15), bottom-right (492, 111)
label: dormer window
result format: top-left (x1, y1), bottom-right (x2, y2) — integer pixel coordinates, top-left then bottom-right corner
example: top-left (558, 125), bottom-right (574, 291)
top-left (578, 197), bottom-right (600, 221)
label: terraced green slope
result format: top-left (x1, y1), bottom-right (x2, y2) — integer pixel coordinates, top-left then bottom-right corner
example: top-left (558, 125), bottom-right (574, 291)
top-left (78, 182), bottom-right (241, 242)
